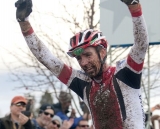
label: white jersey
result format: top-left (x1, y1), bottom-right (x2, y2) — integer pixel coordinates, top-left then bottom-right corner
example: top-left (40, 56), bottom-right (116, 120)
top-left (21, 7), bottom-right (148, 129)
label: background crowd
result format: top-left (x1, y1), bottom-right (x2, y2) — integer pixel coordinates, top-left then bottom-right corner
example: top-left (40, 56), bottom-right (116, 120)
top-left (0, 91), bottom-right (92, 129)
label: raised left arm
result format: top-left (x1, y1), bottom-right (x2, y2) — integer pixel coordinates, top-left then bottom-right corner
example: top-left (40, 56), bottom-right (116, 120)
top-left (127, 3), bottom-right (149, 73)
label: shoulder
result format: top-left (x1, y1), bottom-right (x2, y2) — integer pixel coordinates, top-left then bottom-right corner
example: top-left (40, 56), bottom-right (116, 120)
top-left (0, 115), bottom-right (11, 122)
top-left (116, 59), bottom-right (126, 69)
top-left (53, 103), bottom-right (62, 113)
top-left (23, 119), bottom-right (34, 129)
top-left (0, 118), bottom-right (6, 129)
top-left (115, 59), bottom-right (127, 73)
top-left (31, 118), bottom-right (37, 125)
top-left (31, 118), bottom-right (42, 129)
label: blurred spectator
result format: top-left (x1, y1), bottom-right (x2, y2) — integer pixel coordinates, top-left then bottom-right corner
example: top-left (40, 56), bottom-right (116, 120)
top-left (75, 120), bottom-right (89, 129)
top-left (53, 91), bottom-right (88, 129)
top-left (61, 118), bottom-right (74, 129)
top-left (151, 115), bottom-right (160, 129)
top-left (46, 115), bottom-right (74, 129)
top-left (150, 104), bottom-right (160, 129)
top-left (0, 96), bottom-right (33, 129)
top-left (32, 104), bottom-right (54, 129)
top-left (151, 104), bottom-right (160, 112)
top-left (46, 115), bottom-right (62, 129)
top-left (145, 104), bottom-right (160, 129)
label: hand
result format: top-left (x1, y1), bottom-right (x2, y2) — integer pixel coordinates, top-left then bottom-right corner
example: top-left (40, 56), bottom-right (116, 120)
top-left (121, 0), bottom-right (139, 5)
top-left (70, 108), bottom-right (76, 118)
top-left (18, 113), bottom-right (29, 125)
top-left (15, 0), bottom-right (32, 22)
top-left (152, 104), bottom-right (160, 111)
top-left (155, 104), bottom-right (160, 109)
top-left (61, 118), bottom-right (74, 129)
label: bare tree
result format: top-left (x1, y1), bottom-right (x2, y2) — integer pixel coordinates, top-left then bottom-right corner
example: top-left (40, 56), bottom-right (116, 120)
top-left (2, 0), bottom-right (100, 116)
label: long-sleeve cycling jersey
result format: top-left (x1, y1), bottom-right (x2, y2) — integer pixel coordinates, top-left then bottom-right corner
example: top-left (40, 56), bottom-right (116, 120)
top-left (20, 7), bottom-right (148, 129)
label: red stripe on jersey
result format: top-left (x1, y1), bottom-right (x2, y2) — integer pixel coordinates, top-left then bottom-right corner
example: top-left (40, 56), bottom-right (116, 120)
top-left (22, 27), bottom-right (34, 36)
top-left (58, 64), bottom-right (72, 84)
top-left (127, 55), bottom-right (144, 72)
top-left (130, 9), bottom-right (142, 17)
top-left (129, 4), bottom-right (142, 17)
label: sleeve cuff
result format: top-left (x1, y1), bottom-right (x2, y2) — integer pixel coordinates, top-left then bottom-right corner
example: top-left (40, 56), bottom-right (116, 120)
top-left (22, 27), bottom-right (34, 36)
top-left (129, 4), bottom-right (142, 17)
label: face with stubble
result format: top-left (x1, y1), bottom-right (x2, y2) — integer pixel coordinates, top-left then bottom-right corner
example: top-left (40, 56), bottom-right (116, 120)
top-left (39, 109), bottom-right (54, 127)
top-left (10, 102), bottom-right (26, 117)
top-left (76, 47), bottom-right (106, 78)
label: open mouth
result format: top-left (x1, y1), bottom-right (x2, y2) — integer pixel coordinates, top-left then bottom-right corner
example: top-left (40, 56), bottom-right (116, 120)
top-left (86, 68), bottom-right (93, 72)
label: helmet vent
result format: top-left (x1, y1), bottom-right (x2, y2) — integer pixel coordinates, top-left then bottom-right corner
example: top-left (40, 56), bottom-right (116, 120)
top-left (84, 31), bottom-right (91, 40)
top-left (70, 36), bottom-right (76, 46)
top-left (79, 32), bottom-right (83, 42)
top-left (92, 34), bottom-right (98, 41)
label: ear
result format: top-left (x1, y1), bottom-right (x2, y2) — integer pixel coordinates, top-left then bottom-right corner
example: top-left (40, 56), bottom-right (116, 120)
top-left (100, 48), bottom-right (107, 60)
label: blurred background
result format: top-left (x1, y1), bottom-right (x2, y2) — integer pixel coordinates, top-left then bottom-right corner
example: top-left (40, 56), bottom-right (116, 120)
top-left (0, 1), bottom-right (160, 128)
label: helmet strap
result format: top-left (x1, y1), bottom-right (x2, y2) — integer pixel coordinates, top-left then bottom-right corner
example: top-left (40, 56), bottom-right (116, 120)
top-left (92, 47), bottom-right (107, 79)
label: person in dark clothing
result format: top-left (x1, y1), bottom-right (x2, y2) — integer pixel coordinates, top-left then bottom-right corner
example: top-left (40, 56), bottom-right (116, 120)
top-left (46, 115), bottom-right (74, 129)
top-left (75, 120), bottom-right (89, 129)
top-left (0, 96), bottom-right (34, 129)
top-left (32, 104), bottom-right (54, 129)
top-left (53, 91), bottom-right (89, 129)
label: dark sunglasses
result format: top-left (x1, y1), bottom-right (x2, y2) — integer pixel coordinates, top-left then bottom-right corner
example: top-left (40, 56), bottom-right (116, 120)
top-left (78, 125), bottom-right (89, 128)
top-left (52, 121), bottom-right (60, 128)
top-left (14, 102), bottom-right (26, 108)
top-left (43, 111), bottom-right (54, 118)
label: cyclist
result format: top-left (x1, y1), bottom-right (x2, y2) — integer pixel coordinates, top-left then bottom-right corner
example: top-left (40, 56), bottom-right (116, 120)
top-left (15, 0), bottom-right (148, 128)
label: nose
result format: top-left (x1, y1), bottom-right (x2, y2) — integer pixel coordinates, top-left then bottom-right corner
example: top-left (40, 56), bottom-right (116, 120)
top-left (46, 115), bottom-right (52, 119)
top-left (79, 57), bottom-right (88, 67)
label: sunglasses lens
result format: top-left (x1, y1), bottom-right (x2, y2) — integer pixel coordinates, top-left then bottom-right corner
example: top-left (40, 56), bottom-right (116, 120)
top-left (44, 112), bottom-right (49, 115)
top-left (52, 121), bottom-right (55, 124)
top-left (44, 112), bottom-right (54, 118)
top-left (15, 102), bottom-right (26, 107)
top-left (73, 47), bottom-right (84, 56)
top-left (79, 125), bottom-right (89, 127)
top-left (52, 121), bottom-right (60, 128)
top-left (67, 51), bottom-right (73, 57)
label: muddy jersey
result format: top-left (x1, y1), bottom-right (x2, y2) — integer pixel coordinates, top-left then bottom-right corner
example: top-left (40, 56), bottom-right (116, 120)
top-left (22, 8), bottom-right (148, 129)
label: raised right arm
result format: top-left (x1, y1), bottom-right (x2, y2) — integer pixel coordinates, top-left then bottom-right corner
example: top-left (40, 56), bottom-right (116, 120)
top-left (18, 21), bottom-right (91, 92)
top-left (19, 21), bottom-right (65, 77)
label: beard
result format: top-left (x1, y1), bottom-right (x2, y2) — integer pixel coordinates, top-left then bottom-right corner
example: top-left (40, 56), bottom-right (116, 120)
top-left (83, 64), bottom-right (100, 78)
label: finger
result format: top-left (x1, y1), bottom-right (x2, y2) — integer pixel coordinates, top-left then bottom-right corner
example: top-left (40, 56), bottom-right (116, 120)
top-left (19, 113), bottom-right (28, 120)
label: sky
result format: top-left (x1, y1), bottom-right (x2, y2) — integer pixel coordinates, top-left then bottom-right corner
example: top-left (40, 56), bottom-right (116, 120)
top-left (0, 0), bottom-right (160, 118)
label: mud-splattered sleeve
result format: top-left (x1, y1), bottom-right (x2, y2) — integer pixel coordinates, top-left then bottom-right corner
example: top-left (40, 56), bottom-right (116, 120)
top-left (18, 21), bottom-right (91, 90)
top-left (126, 5), bottom-right (149, 73)
top-left (19, 21), bottom-right (68, 79)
